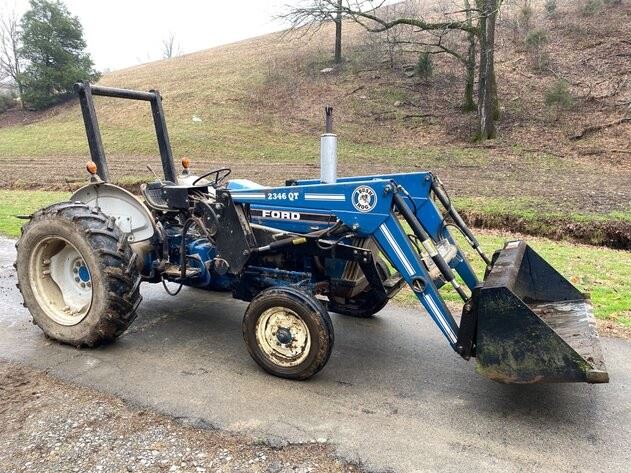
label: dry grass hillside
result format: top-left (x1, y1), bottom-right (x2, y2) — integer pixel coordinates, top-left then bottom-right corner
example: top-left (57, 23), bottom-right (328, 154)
top-left (0, 0), bottom-right (629, 246)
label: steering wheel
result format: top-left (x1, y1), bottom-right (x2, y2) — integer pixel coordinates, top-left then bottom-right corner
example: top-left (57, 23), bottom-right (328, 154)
top-left (192, 167), bottom-right (231, 187)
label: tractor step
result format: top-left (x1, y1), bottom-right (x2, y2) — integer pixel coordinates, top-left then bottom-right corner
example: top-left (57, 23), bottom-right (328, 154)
top-left (383, 272), bottom-right (405, 298)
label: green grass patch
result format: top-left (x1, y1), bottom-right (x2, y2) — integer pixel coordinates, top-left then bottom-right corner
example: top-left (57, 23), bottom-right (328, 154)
top-left (397, 230), bottom-right (631, 327)
top-left (0, 190), bottom-right (70, 238)
top-left (453, 196), bottom-right (631, 248)
top-left (454, 196), bottom-right (631, 224)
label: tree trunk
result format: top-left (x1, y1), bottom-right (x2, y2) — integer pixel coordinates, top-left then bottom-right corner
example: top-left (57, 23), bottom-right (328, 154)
top-left (477, 0), bottom-right (498, 140)
top-left (464, 56), bottom-right (476, 112)
top-left (463, 0), bottom-right (477, 112)
top-left (334, 0), bottom-right (343, 64)
top-left (491, 65), bottom-right (499, 120)
top-left (12, 38), bottom-right (24, 110)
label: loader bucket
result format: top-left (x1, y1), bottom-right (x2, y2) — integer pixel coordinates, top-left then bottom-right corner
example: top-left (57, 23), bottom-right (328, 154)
top-left (473, 241), bottom-right (608, 384)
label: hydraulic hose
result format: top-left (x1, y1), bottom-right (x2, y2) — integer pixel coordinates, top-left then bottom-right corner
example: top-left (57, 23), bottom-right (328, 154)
top-left (430, 176), bottom-right (491, 266)
top-left (393, 191), bottom-right (469, 302)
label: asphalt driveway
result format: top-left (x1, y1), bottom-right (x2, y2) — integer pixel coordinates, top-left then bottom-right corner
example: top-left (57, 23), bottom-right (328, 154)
top-left (1, 238), bottom-right (629, 472)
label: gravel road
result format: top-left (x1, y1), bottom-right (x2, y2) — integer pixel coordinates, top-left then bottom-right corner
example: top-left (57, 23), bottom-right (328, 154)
top-left (0, 361), bottom-right (359, 473)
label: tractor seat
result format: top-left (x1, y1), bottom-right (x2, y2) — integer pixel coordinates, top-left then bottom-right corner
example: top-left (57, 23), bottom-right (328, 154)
top-left (141, 181), bottom-right (173, 211)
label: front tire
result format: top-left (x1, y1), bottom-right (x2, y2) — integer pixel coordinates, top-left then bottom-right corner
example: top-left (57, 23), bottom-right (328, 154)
top-left (242, 286), bottom-right (334, 380)
top-left (16, 202), bottom-right (142, 347)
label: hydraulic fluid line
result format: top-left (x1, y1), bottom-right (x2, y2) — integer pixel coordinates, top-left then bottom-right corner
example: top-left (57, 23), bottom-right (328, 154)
top-left (392, 191), bottom-right (469, 302)
top-left (430, 176), bottom-right (492, 266)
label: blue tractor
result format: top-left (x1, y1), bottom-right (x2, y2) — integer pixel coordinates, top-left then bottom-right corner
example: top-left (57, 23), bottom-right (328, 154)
top-left (15, 82), bottom-right (608, 384)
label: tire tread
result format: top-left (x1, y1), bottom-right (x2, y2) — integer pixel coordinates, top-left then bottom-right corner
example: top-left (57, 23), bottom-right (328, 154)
top-left (15, 201), bottom-right (142, 347)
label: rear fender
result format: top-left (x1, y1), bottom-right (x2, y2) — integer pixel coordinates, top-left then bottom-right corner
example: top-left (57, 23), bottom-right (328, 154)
top-left (71, 183), bottom-right (155, 243)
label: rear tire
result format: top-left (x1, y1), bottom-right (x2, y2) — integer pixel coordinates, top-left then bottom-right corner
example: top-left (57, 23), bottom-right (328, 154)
top-left (242, 286), bottom-right (334, 380)
top-left (15, 202), bottom-right (142, 347)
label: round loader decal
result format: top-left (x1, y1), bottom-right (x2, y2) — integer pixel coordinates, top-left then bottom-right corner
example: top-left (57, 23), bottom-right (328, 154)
top-left (352, 185), bottom-right (377, 212)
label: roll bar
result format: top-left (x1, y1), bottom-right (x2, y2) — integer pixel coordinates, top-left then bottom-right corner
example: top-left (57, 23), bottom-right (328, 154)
top-left (74, 81), bottom-right (178, 183)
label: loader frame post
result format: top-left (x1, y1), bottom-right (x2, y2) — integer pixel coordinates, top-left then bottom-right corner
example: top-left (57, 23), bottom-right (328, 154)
top-left (374, 213), bottom-right (460, 346)
top-left (74, 81), bottom-right (178, 183)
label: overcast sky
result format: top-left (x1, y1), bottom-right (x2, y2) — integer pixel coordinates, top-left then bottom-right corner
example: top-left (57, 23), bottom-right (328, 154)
top-left (5, 0), bottom-right (290, 71)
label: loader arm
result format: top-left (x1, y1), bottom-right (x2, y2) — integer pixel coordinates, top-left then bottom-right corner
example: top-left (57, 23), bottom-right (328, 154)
top-left (230, 174), bottom-right (468, 349)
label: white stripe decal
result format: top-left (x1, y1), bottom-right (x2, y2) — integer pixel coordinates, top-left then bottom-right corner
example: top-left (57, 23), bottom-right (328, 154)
top-left (377, 223), bottom-right (457, 343)
top-left (423, 294), bottom-right (458, 343)
top-left (379, 224), bottom-right (414, 276)
top-left (230, 193), bottom-right (266, 199)
top-left (304, 193), bottom-right (346, 201)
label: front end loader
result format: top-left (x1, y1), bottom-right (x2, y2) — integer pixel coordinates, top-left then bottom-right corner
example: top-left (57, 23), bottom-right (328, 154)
top-left (14, 82), bottom-right (608, 384)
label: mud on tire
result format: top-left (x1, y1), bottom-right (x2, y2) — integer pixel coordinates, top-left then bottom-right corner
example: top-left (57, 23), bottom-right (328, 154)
top-left (15, 202), bottom-right (142, 347)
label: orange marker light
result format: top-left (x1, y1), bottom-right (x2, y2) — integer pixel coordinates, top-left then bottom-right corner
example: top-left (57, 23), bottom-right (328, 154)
top-left (86, 161), bottom-right (97, 175)
top-left (181, 157), bottom-right (191, 169)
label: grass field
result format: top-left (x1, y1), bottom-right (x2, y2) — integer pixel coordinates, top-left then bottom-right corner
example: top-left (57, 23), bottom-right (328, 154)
top-left (1, 190), bottom-right (628, 328)
top-left (0, 190), bottom-right (69, 237)
top-left (0, 3), bottom-right (630, 250)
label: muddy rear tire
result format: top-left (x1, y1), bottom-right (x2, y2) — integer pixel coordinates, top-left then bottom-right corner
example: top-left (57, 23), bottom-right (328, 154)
top-left (15, 202), bottom-right (142, 347)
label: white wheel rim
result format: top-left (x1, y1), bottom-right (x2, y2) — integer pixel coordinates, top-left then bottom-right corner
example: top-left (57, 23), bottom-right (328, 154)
top-left (255, 306), bottom-right (311, 367)
top-left (29, 236), bottom-right (93, 326)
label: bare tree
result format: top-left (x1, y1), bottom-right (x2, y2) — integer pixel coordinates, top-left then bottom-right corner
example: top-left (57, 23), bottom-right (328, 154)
top-left (476, 0), bottom-right (499, 139)
top-left (280, 0), bottom-right (346, 64)
top-left (463, 0), bottom-right (477, 111)
top-left (161, 32), bottom-right (179, 59)
top-left (0, 7), bottom-right (23, 108)
top-left (335, 0), bottom-right (501, 139)
top-left (334, 0), bottom-right (343, 64)
top-left (381, 1), bottom-right (478, 110)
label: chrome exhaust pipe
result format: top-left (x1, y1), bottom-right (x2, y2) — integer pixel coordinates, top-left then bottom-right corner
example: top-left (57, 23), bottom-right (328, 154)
top-left (320, 106), bottom-right (337, 184)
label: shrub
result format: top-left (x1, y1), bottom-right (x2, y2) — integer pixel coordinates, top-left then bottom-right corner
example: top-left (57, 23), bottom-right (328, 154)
top-left (545, 80), bottom-right (574, 109)
top-left (415, 52), bottom-right (433, 79)
top-left (582, 0), bottom-right (603, 16)
top-left (0, 91), bottom-right (18, 114)
top-left (525, 29), bottom-right (549, 71)
top-left (544, 0), bottom-right (557, 17)
top-left (525, 29), bottom-right (548, 48)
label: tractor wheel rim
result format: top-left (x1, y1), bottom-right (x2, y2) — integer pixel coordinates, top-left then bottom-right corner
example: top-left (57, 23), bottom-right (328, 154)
top-left (29, 236), bottom-right (93, 326)
top-left (256, 307), bottom-right (311, 367)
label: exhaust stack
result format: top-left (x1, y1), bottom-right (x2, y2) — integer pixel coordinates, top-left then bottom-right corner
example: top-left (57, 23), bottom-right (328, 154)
top-left (320, 106), bottom-right (337, 184)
